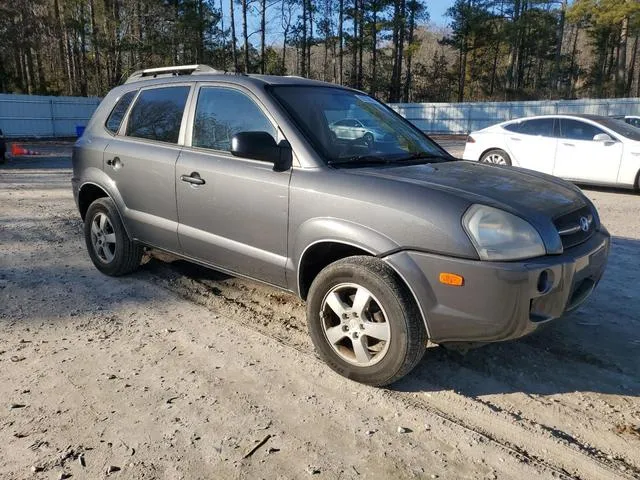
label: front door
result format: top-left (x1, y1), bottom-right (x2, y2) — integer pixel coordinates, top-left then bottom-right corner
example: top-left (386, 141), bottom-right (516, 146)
top-left (104, 85), bottom-right (191, 251)
top-left (554, 119), bottom-right (623, 184)
top-left (176, 85), bottom-right (290, 287)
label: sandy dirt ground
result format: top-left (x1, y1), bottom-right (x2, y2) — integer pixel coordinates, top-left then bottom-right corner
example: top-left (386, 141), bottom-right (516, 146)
top-left (1, 143), bottom-right (639, 480)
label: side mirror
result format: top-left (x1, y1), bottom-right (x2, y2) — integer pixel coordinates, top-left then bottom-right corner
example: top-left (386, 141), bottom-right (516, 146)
top-left (230, 131), bottom-right (292, 171)
top-left (593, 133), bottom-right (614, 143)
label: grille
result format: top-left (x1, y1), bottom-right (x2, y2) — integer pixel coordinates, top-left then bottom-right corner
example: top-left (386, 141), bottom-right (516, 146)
top-left (554, 205), bottom-right (595, 249)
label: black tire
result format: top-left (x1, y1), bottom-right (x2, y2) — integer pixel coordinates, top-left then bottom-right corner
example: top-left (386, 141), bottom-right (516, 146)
top-left (306, 256), bottom-right (427, 386)
top-left (84, 197), bottom-right (142, 276)
top-left (480, 148), bottom-right (512, 166)
top-left (363, 132), bottom-right (374, 146)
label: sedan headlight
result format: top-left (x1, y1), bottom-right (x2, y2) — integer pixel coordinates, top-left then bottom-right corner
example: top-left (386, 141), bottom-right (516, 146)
top-left (463, 204), bottom-right (545, 261)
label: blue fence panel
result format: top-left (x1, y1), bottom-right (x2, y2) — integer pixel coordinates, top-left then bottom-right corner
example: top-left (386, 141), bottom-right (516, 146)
top-left (1, 93), bottom-right (639, 137)
top-left (391, 97), bottom-right (640, 134)
top-left (0, 93), bottom-right (101, 137)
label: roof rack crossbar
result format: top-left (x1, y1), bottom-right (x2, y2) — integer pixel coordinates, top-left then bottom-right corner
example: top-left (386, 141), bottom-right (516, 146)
top-left (125, 64), bottom-right (222, 84)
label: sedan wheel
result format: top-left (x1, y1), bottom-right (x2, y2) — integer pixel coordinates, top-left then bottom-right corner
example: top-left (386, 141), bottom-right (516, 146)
top-left (480, 149), bottom-right (512, 166)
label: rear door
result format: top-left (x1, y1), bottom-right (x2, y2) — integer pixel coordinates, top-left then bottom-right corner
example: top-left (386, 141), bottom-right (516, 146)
top-left (103, 85), bottom-right (192, 251)
top-left (504, 118), bottom-right (558, 174)
top-left (554, 118), bottom-right (623, 183)
top-left (175, 84), bottom-right (290, 287)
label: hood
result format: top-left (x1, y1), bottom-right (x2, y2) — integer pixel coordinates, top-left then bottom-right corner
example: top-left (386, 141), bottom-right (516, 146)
top-left (346, 160), bottom-right (587, 221)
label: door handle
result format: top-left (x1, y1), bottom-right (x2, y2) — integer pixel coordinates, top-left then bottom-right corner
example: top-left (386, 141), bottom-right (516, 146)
top-left (562, 143), bottom-right (575, 147)
top-left (180, 172), bottom-right (205, 185)
top-left (106, 157), bottom-right (122, 168)
top-left (509, 137), bottom-right (521, 141)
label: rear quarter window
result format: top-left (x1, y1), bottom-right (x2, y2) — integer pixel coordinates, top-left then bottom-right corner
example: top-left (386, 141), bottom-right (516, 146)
top-left (105, 91), bottom-right (137, 134)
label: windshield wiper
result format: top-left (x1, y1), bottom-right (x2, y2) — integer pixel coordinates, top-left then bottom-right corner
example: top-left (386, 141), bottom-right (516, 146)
top-left (327, 155), bottom-right (391, 167)
top-left (391, 151), bottom-right (451, 163)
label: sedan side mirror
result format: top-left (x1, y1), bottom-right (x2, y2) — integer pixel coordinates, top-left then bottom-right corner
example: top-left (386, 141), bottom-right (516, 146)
top-left (593, 133), bottom-right (614, 143)
top-left (231, 131), bottom-right (292, 171)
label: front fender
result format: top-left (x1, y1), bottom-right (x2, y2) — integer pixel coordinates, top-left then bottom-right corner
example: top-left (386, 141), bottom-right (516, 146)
top-left (288, 217), bottom-right (400, 293)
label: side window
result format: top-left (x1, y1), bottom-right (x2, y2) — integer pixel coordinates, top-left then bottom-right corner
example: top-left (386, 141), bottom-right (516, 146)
top-left (192, 87), bottom-right (276, 152)
top-left (560, 119), bottom-right (604, 141)
top-left (518, 118), bottom-right (555, 137)
top-left (105, 91), bottom-right (136, 134)
top-left (125, 86), bottom-right (190, 144)
top-left (503, 122), bottom-right (522, 133)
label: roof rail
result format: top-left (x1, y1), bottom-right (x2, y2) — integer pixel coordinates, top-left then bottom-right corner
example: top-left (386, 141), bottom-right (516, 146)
top-left (125, 64), bottom-right (223, 84)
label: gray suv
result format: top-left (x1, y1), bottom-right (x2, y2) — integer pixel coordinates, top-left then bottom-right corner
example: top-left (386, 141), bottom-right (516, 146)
top-left (72, 65), bottom-right (610, 386)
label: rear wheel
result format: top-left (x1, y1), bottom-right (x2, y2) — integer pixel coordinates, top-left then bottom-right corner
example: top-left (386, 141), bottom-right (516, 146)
top-left (480, 148), bottom-right (512, 166)
top-left (363, 132), bottom-right (374, 147)
top-left (84, 197), bottom-right (142, 276)
top-left (306, 256), bottom-right (426, 386)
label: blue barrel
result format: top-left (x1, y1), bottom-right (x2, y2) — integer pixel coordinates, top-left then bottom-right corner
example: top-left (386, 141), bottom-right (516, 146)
top-left (75, 125), bottom-right (86, 137)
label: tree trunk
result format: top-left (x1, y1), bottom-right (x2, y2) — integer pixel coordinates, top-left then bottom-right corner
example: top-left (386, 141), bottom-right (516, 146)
top-left (627, 34), bottom-right (638, 96)
top-left (371, 3), bottom-right (377, 96)
top-left (90, 0), bottom-right (102, 93)
top-left (242, 0), bottom-right (249, 73)
top-left (338, 0), bottom-right (344, 84)
top-left (260, 0), bottom-right (266, 74)
top-left (230, 0), bottom-right (238, 71)
top-left (357, 0), bottom-right (363, 89)
top-left (307, 0), bottom-right (313, 78)
top-left (617, 16), bottom-right (628, 97)
top-left (403, 0), bottom-right (416, 102)
top-left (301, 0), bottom-right (307, 76)
top-left (351, 0), bottom-right (358, 86)
top-left (552, 0), bottom-right (566, 94)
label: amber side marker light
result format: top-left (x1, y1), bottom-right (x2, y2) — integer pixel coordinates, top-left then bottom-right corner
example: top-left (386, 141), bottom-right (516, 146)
top-left (439, 273), bottom-right (464, 286)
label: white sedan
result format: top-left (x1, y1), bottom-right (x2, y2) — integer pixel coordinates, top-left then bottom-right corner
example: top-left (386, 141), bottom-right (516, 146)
top-left (462, 114), bottom-right (640, 189)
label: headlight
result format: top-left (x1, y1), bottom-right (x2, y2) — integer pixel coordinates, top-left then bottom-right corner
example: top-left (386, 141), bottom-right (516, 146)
top-left (463, 204), bottom-right (545, 261)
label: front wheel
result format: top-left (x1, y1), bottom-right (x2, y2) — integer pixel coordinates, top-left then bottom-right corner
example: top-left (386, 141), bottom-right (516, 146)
top-left (84, 197), bottom-right (142, 276)
top-left (480, 148), bottom-right (512, 166)
top-left (307, 256), bottom-right (426, 386)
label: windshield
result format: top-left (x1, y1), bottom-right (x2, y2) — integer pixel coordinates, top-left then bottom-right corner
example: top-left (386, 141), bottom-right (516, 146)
top-left (270, 86), bottom-right (449, 166)
top-left (594, 117), bottom-right (640, 141)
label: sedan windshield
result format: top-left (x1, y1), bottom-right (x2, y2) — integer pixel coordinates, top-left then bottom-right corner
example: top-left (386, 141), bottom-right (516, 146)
top-left (594, 117), bottom-right (640, 141)
top-left (270, 86), bottom-right (449, 166)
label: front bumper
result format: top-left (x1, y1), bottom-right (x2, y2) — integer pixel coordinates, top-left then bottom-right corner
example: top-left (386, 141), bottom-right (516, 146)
top-left (384, 228), bottom-right (610, 344)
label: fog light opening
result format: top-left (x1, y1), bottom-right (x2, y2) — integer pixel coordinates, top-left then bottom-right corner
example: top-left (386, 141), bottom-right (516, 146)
top-left (537, 269), bottom-right (553, 294)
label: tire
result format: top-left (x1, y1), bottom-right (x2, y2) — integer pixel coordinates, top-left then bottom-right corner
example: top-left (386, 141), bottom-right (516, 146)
top-left (84, 197), bottom-right (142, 276)
top-left (363, 132), bottom-right (374, 146)
top-left (306, 256), bottom-right (427, 386)
top-left (480, 148), bottom-right (512, 166)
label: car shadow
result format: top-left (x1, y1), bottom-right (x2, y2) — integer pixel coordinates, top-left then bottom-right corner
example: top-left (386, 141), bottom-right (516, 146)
top-left (393, 235), bottom-right (640, 397)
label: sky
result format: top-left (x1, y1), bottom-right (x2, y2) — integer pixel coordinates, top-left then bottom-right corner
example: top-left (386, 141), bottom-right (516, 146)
top-left (428, 0), bottom-right (453, 27)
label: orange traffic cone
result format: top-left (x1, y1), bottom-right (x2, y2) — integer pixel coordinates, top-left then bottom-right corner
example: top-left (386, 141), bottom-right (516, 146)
top-left (10, 144), bottom-right (39, 156)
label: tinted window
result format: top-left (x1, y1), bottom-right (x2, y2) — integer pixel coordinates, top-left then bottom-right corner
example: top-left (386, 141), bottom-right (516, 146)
top-left (192, 87), bottom-right (275, 152)
top-left (105, 91), bottom-right (136, 134)
top-left (518, 118), bottom-right (555, 137)
top-left (503, 122), bottom-right (522, 133)
top-left (126, 86), bottom-right (190, 143)
top-left (560, 119), bottom-right (604, 141)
